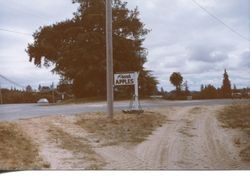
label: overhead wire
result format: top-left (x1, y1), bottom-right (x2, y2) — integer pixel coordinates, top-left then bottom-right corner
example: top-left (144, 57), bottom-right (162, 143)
top-left (0, 74), bottom-right (25, 89)
top-left (191, 0), bottom-right (250, 42)
top-left (0, 28), bottom-right (32, 36)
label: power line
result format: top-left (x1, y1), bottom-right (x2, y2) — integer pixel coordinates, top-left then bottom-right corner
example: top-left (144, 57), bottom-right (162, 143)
top-left (1, 3), bottom-right (48, 21)
top-left (191, 0), bottom-right (250, 42)
top-left (0, 74), bottom-right (25, 89)
top-left (0, 28), bottom-right (32, 36)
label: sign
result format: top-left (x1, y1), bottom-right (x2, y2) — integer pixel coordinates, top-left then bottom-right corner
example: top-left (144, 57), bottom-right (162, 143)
top-left (114, 72), bottom-right (140, 110)
top-left (114, 73), bottom-right (136, 86)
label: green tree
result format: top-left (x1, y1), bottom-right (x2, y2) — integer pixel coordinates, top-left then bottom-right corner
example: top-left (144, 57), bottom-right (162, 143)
top-left (26, 0), bottom-right (157, 98)
top-left (221, 69), bottom-right (232, 98)
top-left (170, 72), bottom-right (183, 94)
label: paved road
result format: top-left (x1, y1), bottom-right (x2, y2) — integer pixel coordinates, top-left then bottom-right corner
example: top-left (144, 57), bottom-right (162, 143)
top-left (0, 99), bottom-right (249, 121)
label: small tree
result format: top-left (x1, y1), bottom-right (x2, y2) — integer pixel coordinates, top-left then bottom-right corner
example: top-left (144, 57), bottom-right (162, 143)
top-left (200, 84), bottom-right (204, 92)
top-left (38, 84), bottom-right (42, 92)
top-left (170, 72), bottom-right (183, 94)
top-left (233, 84), bottom-right (237, 93)
top-left (183, 80), bottom-right (190, 95)
top-left (221, 69), bottom-right (231, 98)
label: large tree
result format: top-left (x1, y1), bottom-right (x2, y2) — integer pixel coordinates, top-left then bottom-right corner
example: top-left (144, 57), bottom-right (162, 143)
top-left (26, 0), bottom-right (157, 98)
top-left (170, 72), bottom-right (183, 94)
top-left (221, 69), bottom-right (231, 98)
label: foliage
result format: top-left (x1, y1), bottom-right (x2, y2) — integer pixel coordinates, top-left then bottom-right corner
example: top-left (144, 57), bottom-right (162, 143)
top-left (26, 0), bottom-right (157, 98)
top-left (1, 89), bottom-right (55, 104)
top-left (76, 111), bottom-right (166, 145)
top-left (0, 123), bottom-right (47, 169)
top-left (200, 84), bottom-right (218, 99)
top-left (218, 104), bottom-right (250, 161)
top-left (169, 72), bottom-right (183, 94)
top-left (221, 69), bottom-right (232, 98)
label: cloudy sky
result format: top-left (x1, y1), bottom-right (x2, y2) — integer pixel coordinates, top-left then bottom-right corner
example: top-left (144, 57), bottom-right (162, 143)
top-left (0, 0), bottom-right (249, 91)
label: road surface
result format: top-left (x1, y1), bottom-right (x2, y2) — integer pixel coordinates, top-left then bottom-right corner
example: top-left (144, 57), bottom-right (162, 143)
top-left (0, 99), bottom-right (249, 121)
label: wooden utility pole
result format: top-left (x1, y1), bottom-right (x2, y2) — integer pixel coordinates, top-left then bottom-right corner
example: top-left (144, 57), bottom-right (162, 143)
top-left (0, 83), bottom-right (2, 104)
top-left (106, 0), bottom-right (114, 118)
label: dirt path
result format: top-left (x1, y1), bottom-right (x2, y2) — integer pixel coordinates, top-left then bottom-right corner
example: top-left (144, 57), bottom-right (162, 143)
top-left (18, 106), bottom-right (249, 169)
top-left (19, 116), bottom-right (104, 169)
top-left (19, 116), bottom-right (77, 169)
top-left (96, 106), bottom-right (248, 169)
top-left (136, 106), bottom-right (246, 169)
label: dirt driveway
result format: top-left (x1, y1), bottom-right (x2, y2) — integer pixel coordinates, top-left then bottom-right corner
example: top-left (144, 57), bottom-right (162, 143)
top-left (18, 106), bottom-right (249, 169)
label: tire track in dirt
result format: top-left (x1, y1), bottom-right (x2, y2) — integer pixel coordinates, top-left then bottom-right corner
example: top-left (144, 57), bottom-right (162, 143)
top-left (134, 107), bottom-right (194, 169)
top-left (135, 106), bottom-right (245, 169)
top-left (94, 107), bottom-right (183, 169)
top-left (19, 116), bottom-right (82, 169)
top-left (96, 106), bottom-right (247, 169)
top-left (19, 116), bottom-right (105, 169)
top-left (195, 107), bottom-right (243, 169)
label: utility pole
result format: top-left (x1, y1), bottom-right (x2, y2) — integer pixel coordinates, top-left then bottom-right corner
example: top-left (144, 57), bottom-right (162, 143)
top-left (0, 82), bottom-right (3, 104)
top-left (134, 72), bottom-right (139, 110)
top-left (51, 82), bottom-right (55, 103)
top-left (106, 0), bottom-right (114, 118)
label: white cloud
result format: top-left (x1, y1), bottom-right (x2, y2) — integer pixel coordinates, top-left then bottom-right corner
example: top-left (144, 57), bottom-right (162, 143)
top-left (0, 0), bottom-right (249, 91)
top-left (127, 0), bottom-right (249, 90)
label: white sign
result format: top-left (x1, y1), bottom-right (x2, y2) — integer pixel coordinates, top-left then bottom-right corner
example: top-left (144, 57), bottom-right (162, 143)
top-left (114, 73), bottom-right (136, 86)
top-left (114, 72), bottom-right (140, 110)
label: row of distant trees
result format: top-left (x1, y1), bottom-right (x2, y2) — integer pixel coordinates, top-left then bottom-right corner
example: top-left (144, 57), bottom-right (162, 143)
top-left (164, 69), bottom-right (249, 100)
top-left (0, 89), bottom-right (55, 104)
top-left (0, 82), bottom-right (77, 104)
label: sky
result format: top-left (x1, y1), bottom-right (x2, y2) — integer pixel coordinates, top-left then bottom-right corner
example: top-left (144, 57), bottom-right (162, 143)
top-left (0, 0), bottom-right (249, 91)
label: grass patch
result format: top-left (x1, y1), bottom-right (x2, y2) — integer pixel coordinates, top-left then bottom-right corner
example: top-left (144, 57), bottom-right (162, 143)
top-left (75, 111), bottom-right (167, 146)
top-left (0, 122), bottom-right (47, 170)
top-left (218, 103), bottom-right (250, 161)
top-left (218, 104), bottom-right (250, 131)
top-left (189, 107), bottom-right (203, 114)
top-left (47, 126), bottom-right (105, 169)
top-left (240, 146), bottom-right (250, 162)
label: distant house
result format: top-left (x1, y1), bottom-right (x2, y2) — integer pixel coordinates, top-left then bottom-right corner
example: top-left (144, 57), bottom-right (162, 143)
top-left (232, 92), bottom-right (242, 99)
top-left (39, 86), bottom-right (51, 93)
top-left (26, 85), bottom-right (33, 92)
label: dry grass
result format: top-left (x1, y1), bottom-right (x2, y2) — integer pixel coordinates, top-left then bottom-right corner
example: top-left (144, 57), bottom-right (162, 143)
top-left (218, 103), bottom-right (250, 161)
top-left (47, 126), bottom-right (105, 169)
top-left (0, 122), bottom-right (47, 170)
top-left (240, 146), bottom-right (250, 162)
top-left (189, 107), bottom-right (203, 114)
top-left (218, 104), bottom-right (250, 131)
top-left (75, 111), bottom-right (167, 146)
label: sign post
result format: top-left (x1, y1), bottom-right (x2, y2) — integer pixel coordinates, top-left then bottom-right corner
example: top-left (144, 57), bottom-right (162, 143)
top-left (134, 72), bottom-right (139, 110)
top-left (114, 72), bottom-right (140, 110)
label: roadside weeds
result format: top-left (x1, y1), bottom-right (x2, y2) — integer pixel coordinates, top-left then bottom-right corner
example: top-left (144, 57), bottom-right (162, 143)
top-left (75, 111), bottom-right (167, 146)
top-left (218, 103), bottom-right (250, 161)
top-left (0, 122), bottom-right (48, 170)
top-left (47, 125), bottom-right (105, 169)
